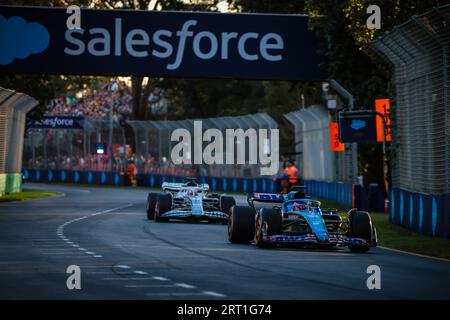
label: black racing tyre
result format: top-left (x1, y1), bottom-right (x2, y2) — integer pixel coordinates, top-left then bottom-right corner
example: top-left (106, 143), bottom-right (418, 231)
top-left (220, 196), bottom-right (236, 215)
top-left (227, 206), bottom-right (255, 243)
top-left (155, 193), bottom-right (172, 222)
top-left (255, 208), bottom-right (282, 248)
top-left (348, 210), bottom-right (372, 253)
top-left (146, 192), bottom-right (158, 220)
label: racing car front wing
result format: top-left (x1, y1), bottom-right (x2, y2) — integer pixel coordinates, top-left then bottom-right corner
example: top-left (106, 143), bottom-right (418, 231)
top-left (266, 233), bottom-right (371, 246)
top-left (160, 210), bottom-right (228, 222)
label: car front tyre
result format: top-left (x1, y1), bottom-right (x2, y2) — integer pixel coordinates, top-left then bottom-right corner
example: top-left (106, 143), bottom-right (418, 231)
top-left (348, 210), bottom-right (373, 253)
top-left (228, 206), bottom-right (255, 243)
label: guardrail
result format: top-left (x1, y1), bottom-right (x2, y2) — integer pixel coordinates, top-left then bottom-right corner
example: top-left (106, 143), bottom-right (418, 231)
top-left (390, 188), bottom-right (450, 238)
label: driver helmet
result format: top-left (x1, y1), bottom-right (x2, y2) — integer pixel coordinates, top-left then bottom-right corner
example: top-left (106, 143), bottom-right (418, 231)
top-left (292, 202), bottom-right (302, 211)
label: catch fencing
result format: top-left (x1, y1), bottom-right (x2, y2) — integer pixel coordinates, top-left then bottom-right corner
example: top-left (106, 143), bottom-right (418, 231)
top-left (284, 105), bottom-right (356, 183)
top-left (369, 5), bottom-right (450, 237)
top-left (23, 112), bottom-right (278, 178)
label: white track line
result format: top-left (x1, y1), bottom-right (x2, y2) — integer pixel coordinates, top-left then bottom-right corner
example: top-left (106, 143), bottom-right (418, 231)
top-left (125, 284), bottom-right (176, 288)
top-left (152, 276), bottom-right (169, 281)
top-left (203, 291), bottom-right (227, 297)
top-left (133, 270), bottom-right (148, 275)
top-left (102, 277), bottom-right (160, 281)
top-left (175, 283), bottom-right (196, 289)
top-left (56, 204), bottom-right (133, 260)
top-left (145, 292), bottom-right (221, 297)
top-left (378, 246), bottom-right (450, 262)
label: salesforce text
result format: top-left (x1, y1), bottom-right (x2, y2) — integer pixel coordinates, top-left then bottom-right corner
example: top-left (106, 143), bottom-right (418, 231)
top-left (64, 19), bottom-right (284, 70)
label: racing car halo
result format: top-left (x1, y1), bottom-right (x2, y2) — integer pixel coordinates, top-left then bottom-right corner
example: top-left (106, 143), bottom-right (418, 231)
top-left (227, 186), bottom-right (378, 252)
top-left (146, 178), bottom-right (236, 223)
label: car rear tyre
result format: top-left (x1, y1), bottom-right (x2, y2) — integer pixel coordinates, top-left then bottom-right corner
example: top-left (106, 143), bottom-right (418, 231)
top-left (348, 210), bottom-right (372, 253)
top-left (220, 196), bottom-right (236, 215)
top-left (255, 208), bottom-right (282, 248)
top-left (228, 206), bottom-right (255, 243)
top-left (146, 193), bottom-right (158, 220)
top-left (155, 193), bottom-right (172, 222)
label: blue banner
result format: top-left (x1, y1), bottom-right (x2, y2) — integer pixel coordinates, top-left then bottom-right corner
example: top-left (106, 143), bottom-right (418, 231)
top-left (338, 111), bottom-right (377, 143)
top-left (27, 116), bottom-right (84, 129)
top-left (0, 6), bottom-right (327, 81)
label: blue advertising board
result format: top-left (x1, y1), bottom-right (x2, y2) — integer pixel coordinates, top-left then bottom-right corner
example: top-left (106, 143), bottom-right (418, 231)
top-left (338, 111), bottom-right (377, 143)
top-left (27, 116), bottom-right (84, 129)
top-left (0, 6), bottom-right (327, 80)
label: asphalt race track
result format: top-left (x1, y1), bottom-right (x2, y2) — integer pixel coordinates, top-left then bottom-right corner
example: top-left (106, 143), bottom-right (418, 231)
top-left (0, 183), bottom-right (449, 299)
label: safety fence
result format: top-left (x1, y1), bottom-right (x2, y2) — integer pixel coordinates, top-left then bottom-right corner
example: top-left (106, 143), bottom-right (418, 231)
top-left (23, 112), bottom-right (278, 178)
top-left (284, 105), bottom-right (356, 183)
top-left (369, 6), bottom-right (450, 195)
top-left (23, 168), bottom-right (364, 208)
top-left (390, 188), bottom-right (450, 238)
top-left (369, 5), bottom-right (450, 237)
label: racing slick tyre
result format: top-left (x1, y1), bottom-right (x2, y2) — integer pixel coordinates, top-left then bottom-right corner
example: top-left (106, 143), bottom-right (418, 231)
top-left (146, 193), bottom-right (158, 220)
top-left (256, 208), bottom-right (282, 248)
top-left (348, 210), bottom-right (373, 253)
top-left (228, 206), bottom-right (255, 243)
top-left (220, 196), bottom-right (236, 215)
top-left (155, 194), bottom-right (172, 222)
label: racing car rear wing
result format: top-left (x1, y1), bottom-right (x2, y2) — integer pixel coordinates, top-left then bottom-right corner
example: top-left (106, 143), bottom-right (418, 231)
top-left (162, 182), bottom-right (209, 194)
top-left (247, 193), bottom-right (286, 206)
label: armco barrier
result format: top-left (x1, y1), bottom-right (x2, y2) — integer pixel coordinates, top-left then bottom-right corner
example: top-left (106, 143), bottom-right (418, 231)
top-left (23, 169), bottom-right (277, 194)
top-left (390, 188), bottom-right (450, 238)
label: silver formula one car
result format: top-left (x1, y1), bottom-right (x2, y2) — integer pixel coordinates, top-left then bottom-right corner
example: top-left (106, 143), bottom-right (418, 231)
top-left (146, 178), bottom-right (236, 223)
top-left (227, 186), bottom-right (377, 252)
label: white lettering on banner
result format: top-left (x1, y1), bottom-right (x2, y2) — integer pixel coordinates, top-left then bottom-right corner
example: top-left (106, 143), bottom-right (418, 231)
top-left (64, 19), bottom-right (285, 70)
top-left (33, 117), bottom-right (78, 128)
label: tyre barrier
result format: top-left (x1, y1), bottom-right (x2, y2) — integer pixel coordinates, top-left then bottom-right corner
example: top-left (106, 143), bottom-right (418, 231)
top-left (390, 188), bottom-right (450, 238)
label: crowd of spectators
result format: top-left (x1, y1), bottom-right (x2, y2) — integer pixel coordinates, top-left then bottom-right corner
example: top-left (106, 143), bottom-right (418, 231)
top-left (45, 81), bottom-right (132, 120)
top-left (27, 80), bottom-right (263, 179)
top-left (26, 153), bottom-right (198, 177)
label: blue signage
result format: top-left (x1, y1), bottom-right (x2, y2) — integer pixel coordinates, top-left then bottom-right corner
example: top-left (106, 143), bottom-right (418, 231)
top-left (0, 6), bottom-right (327, 80)
top-left (27, 116), bottom-right (84, 129)
top-left (338, 111), bottom-right (377, 143)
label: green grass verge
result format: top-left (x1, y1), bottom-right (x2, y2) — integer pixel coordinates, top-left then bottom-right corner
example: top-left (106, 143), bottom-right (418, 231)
top-left (319, 199), bottom-right (450, 260)
top-left (0, 189), bottom-right (59, 203)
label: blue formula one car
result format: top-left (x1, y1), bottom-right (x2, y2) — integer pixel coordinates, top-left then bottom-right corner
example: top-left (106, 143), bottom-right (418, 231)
top-left (227, 187), bottom-right (378, 252)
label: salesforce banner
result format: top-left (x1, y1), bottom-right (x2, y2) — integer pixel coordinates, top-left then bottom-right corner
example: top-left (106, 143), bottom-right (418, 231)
top-left (27, 116), bottom-right (84, 129)
top-left (0, 6), bottom-right (327, 80)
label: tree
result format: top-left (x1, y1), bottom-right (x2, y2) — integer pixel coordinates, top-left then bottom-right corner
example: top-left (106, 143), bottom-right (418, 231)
top-left (91, 0), bottom-right (222, 120)
top-left (304, 0), bottom-right (446, 188)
